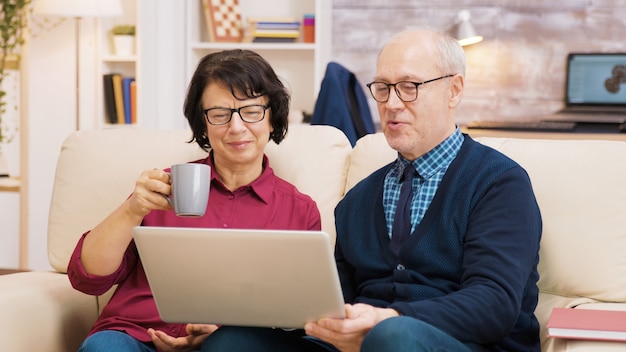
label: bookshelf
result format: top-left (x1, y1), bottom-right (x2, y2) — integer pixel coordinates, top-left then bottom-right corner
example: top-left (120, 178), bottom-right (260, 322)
top-left (97, 0), bottom-right (138, 128)
top-left (185, 0), bottom-right (332, 115)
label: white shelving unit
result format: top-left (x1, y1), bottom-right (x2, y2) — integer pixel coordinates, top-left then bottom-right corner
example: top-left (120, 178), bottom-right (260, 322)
top-left (185, 0), bottom-right (331, 115)
top-left (97, 0), bottom-right (139, 128)
top-left (91, 0), bottom-right (330, 129)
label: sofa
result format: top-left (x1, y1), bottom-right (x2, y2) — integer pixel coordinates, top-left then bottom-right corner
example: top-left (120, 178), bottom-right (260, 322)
top-left (0, 124), bottom-right (625, 351)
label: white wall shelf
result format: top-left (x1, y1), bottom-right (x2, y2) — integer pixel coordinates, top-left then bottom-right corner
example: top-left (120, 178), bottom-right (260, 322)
top-left (189, 42), bottom-right (316, 51)
top-left (96, 0), bottom-right (138, 129)
top-left (185, 0), bottom-right (331, 115)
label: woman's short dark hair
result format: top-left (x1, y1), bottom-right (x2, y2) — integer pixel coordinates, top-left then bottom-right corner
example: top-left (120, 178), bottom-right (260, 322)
top-left (183, 49), bottom-right (291, 151)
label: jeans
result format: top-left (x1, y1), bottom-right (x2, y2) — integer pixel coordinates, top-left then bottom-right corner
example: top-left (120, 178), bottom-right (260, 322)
top-left (200, 327), bottom-right (337, 352)
top-left (78, 330), bottom-right (156, 352)
top-left (200, 317), bottom-right (487, 352)
top-left (361, 316), bottom-right (485, 352)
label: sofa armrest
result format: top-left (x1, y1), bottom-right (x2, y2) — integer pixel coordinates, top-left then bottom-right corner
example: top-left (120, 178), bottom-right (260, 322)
top-left (0, 271), bottom-right (99, 351)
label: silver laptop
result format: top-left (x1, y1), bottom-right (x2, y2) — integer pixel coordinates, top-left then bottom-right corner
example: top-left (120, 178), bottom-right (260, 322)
top-left (545, 53), bottom-right (626, 124)
top-left (133, 226), bottom-right (346, 329)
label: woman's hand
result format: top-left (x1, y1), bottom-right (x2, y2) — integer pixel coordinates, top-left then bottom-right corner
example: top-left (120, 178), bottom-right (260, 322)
top-left (148, 324), bottom-right (218, 352)
top-left (81, 168), bottom-right (173, 275)
top-left (126, 168), bottom-right (173, 218)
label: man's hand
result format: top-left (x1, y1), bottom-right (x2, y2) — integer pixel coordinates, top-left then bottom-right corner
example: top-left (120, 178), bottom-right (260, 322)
top-left (304, 303), bottom-right (399, 352)
top-left (147, 324), bottom-right (218, 352)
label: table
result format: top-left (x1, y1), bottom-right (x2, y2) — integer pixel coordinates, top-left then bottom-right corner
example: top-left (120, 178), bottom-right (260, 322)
top-left (0, 177), bottom-right (20, 192)
top-left (461, 128), bottom-right (626, 141)
top-left (0, 268), bottom-right (28, 275)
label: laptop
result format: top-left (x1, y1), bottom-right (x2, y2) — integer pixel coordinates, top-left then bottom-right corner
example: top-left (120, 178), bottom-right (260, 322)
top-left (545, 52), bottom-right (626, 124)
top-left (466, 53), bottom-right (626, 132)
top-left (132, 226), bottom-right (346, 329)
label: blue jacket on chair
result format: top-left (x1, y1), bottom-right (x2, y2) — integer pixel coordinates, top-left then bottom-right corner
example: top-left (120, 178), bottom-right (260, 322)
top-left (311, 62), bottom-right (375, 146)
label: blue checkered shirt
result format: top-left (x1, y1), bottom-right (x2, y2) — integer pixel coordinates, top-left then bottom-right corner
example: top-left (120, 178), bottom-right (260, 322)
top-left (383, 128), bottom-right (463, 238)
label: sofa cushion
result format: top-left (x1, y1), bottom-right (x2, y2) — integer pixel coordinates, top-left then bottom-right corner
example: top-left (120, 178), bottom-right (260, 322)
top-left (0, 271), bottom-right (97, 351)
top-left (48, 125), bottom-right (352, 273)
top-left (345, 132), bottom-right (396, 192)
top-left (264, 125), bottom-right (352, 242)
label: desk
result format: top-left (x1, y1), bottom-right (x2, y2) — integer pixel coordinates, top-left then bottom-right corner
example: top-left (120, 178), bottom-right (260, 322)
top-left (0, 177), bottom-right (20, 192)
top-left (461, 128), bottom-right (626, 141)
top-left (0, 268), bottom-right (29, 275)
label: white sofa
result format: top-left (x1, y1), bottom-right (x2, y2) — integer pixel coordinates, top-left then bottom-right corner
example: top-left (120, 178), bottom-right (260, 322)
top-left (1, 124), bottom-right (625, 352)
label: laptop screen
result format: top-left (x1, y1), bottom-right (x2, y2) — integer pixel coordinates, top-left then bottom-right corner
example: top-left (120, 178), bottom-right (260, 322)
top-left (566, 53), bottom-right (626, 107)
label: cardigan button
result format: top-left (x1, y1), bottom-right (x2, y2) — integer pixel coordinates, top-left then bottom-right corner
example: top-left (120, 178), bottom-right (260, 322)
top-left (396, 264), bottom-right (405, 270)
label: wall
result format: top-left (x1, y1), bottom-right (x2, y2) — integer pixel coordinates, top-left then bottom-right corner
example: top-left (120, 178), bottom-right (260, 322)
top-left (20, 0), bottom-right (185, 271)
top-left (0, 69), bottom-right (21, 268)
top-left (27, 18), bottom-right (78, 271)
top-left (331, 0), bottom-right (626, 125)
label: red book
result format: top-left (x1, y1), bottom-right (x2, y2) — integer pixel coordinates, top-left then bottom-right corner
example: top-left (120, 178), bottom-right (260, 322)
top-left (547, 307), bottom-right (626, 342)
top-left (130, 80), bottom-right (137, 124)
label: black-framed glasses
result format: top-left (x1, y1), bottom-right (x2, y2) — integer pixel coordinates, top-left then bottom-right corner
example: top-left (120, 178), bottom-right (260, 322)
top-left (366, 74), bottom-right (454, 103)
top-left (203, 104), bottom-right (270, 125)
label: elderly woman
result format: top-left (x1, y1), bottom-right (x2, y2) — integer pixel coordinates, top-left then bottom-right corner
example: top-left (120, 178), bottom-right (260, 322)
top-left (69, 49), bottom-right (321, 352)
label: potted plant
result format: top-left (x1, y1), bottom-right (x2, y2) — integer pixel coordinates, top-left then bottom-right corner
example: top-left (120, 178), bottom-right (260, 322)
top-left (0, 0), bottom-right (31, 176)
top-left (111, 24), bottom-right (135, 56)
top-left (0, 0), bottom-right (30, 141)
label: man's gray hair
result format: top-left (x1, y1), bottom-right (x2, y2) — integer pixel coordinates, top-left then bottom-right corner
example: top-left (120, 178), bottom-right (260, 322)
top-left (381, 26), bottom-right (466, 77)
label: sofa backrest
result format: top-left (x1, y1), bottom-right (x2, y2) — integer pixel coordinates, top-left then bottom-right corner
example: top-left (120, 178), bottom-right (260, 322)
top-left (47, 125), bottom-right (352, 273)
top-left (49, 126), bottom-right (626, 304)
top-left (349, 133), bottom-right (626, 303)
top-left (476, 137), bottom-right (626, 302)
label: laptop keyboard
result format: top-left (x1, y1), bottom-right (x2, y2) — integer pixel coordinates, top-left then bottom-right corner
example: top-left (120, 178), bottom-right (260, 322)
top-left (466, 120), bottom-right (577, 132)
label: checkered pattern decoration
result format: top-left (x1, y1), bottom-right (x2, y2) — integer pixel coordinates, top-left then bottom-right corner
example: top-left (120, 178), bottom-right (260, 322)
top-left (202, 0), bottom-right (243, 42)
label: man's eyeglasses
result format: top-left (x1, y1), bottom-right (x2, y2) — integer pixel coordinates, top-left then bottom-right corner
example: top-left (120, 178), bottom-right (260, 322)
top-left (366, 74), bottom-right (454, 103)
top-left (203, 104), bottom-right (270, 126)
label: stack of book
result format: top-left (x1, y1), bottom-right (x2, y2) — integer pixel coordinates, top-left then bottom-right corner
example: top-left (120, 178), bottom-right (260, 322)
top-left (248, 18), bottom-right (300, 43)
top-left (103, 73), bottom-right (137, 125)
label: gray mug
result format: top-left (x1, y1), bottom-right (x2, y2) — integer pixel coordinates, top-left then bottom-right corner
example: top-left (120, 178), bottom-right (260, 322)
top-left (169, 163), bottom-right (211, 217)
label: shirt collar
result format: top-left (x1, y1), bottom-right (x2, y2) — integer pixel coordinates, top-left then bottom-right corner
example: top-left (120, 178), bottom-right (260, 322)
top-left (393, 127), bottom-right (463, 180)
top-left (207, 152), bottom-right (274, 205)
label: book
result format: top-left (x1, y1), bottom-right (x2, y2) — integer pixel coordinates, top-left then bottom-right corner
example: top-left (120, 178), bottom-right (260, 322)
top-left (547, 307), bottom-right (626, 342)
top-left (102, 74), bottom-right (118, 124)
top-left (247, 16), bottom-right (296, 24)
top-left (252, 37), bottom-right (297, 43)
top-left (130, 80), bottom-right (137, 124)
top-left (111, 74), bottom-right (126, 124)
top-left (122, 77), bottom-right (135, 124)
top-left (252, 29), bottom-right (300, 38)
top-left (255, 21), bottom-right (300, 30)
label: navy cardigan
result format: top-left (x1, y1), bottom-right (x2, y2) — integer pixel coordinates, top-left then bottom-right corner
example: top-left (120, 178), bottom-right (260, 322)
top-left (335, 135), bottom-right (542, 352)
